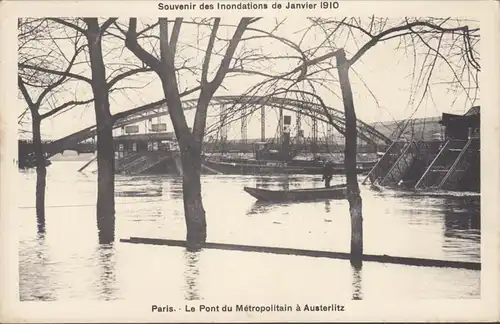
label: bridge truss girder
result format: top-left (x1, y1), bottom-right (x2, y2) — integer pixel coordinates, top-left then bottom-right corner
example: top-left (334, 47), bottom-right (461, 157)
top-left (46, 95), bottom-right (392, 156)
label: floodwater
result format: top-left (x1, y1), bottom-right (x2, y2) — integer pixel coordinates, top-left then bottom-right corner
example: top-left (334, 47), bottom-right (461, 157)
top-left (18, 161), bottom-right (480, 301)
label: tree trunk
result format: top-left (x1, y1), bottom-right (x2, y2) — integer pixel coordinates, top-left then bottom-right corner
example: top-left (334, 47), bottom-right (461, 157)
top-left (179, 143), bottom-right (207, 248)
top-left (156, 76), bottom-right (208, 248)
top-left (153, 36), bottom-right (208, 247)
top-left (95, 121), bottom-right (115, 244)
top-left (32, 114), bottom-right (46, 234)
top-left (351, 263), bottom-right (363, 300)
top-left (86, 20), bottom-right (115, 244)
top-left (125, 18), bottom-right (248, 248)
top-left (336, 49), bottom-right (363, 261)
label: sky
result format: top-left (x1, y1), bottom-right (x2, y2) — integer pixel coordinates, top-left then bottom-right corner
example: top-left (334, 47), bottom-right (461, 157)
top-left (18, 17), bottom-right (480, 141)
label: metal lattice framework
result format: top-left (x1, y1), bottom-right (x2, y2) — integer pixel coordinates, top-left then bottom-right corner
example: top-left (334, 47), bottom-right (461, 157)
top-left (45, 95), bottom-right (392, 156)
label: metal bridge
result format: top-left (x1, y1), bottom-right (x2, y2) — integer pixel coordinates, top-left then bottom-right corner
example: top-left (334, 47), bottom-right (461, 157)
top-left (30, 95), bottom-right (392, 158)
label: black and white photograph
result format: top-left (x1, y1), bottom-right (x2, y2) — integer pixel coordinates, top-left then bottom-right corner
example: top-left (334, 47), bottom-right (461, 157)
top-left (1, 1), bottom-right (499, 322)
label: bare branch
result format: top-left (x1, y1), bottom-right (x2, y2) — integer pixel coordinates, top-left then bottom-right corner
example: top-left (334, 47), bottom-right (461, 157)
top-left (107, 66), bottom-right (152, 89)
top-left (201, 18), bottom-right (220, 84)
top-left (19, 62), bottom-right (92, 84)
top-left (210, 18), bottom-right (253, 88)
top-left (124, 18), bottom-right (162, 73)
top-left (41, 97), bottom-right (94, 119)
top-left (170, 18), bottom-right (183, 57)
top-left (348, 20), bottom-right (477, 67)
top-left (101, 18), bottom-right (117, 35)
top-left (35, 45), bottom-right (85, 106)
top-left (49, 18), bottom-right (86, 35)
top-left (18, 76), bottom-right (36, 111)
top-left (192, 18), bottom-right (252, 143)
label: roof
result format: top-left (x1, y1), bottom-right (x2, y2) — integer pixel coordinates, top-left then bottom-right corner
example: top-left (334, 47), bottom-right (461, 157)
top-left (464, 106), bottom-right (480, 116)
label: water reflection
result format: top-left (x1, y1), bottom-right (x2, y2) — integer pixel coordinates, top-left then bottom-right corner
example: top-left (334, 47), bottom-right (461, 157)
top-left (255, 176), bottom-right (272, 189)
top-left (441, 197), bottom-right (480, 262)
top-left (324, 200), bottom-right (331, 213)
top-left (183, 250), bottom-right (201, 301)
top-left (18, 165), bottom-right (481, 300)
top-left (443, 197), bottom-right (480, 232)
top-left (94, 244), bottom-right (118, 300)
top-left (247, 202), bottom-right (265, 215)
top-left (20, 233), bottom-right (55, 301)
top-left (37, 217), bottom-right (46, 237)
top-left (277, 175), bottom-right (290, 191)
top-left (169, 176), bottom-right (183, 199)
top-left (116, 178), bottom-right (163, 198)
top-left (246, 201), bottom-right (279, 215)
top-left (351, 263), bottom-right (363, 300)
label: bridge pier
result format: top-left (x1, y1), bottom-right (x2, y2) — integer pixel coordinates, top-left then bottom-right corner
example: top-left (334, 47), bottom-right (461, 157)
top-left (296, 111), bottom-right (302, 145)
top-left (260, 105), bottom-right (266, 141)
top-left (279, 106), bottom-right (284, 138)
top-left (241, 105), bottom-right (247, 143)
top-left (219, 104), bottom-right (228, 152)
top-left (311, 112), bottom-right (318, 154)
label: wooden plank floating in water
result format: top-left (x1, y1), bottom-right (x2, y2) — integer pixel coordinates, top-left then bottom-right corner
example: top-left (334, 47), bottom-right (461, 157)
top-left (120, 237), bottom-right (480, 270)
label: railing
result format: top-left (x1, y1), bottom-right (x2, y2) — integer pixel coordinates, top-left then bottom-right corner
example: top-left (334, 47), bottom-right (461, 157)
top-left (128, 154), bottom-right (170, 174)
top-left (118, 155), bottom-right (148, 174)
top-left (379, 141), bottom-right (418, 186)
top-left (116, 152), bottom-right (139, 164)
top-left (414, 139), bottom-right (469, 189)
top-left (115, 152), bottom-right (141, 172)
top-left (117, 151), bottom-right (174, 175)
top-left (362, 140), bottom-right (408, 184)
top-left (439, 138), bottom-right (477, 190)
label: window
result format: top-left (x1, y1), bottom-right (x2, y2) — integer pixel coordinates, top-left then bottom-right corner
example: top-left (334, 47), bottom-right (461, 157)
top-left (153, 141), bottom-right (159, 151)
top-left (132, 142), bottom-right (137, 152)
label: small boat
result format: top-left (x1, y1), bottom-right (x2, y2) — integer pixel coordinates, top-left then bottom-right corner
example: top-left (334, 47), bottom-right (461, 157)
top-left (243, 184), bottom-right (347, 202)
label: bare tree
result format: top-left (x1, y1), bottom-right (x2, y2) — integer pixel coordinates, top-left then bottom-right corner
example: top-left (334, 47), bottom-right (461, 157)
top-left (119, 17), bottom-right (263, 247)
top-left (20, 18), bottom-right (153, 244)
top-left (235, 17), bottom-right (479, 262)
top-left (311, 17), bottom-right (478, 262)
top-left (18, 18), bottom-right (93, 233)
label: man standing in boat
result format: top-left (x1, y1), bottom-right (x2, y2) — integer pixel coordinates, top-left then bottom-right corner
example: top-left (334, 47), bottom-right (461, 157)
top-left (322, 161), bottom-right (334, 188)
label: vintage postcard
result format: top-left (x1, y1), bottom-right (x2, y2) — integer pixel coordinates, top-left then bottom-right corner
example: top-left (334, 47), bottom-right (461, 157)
top-left (1, 0), bottom-right (499, 322)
